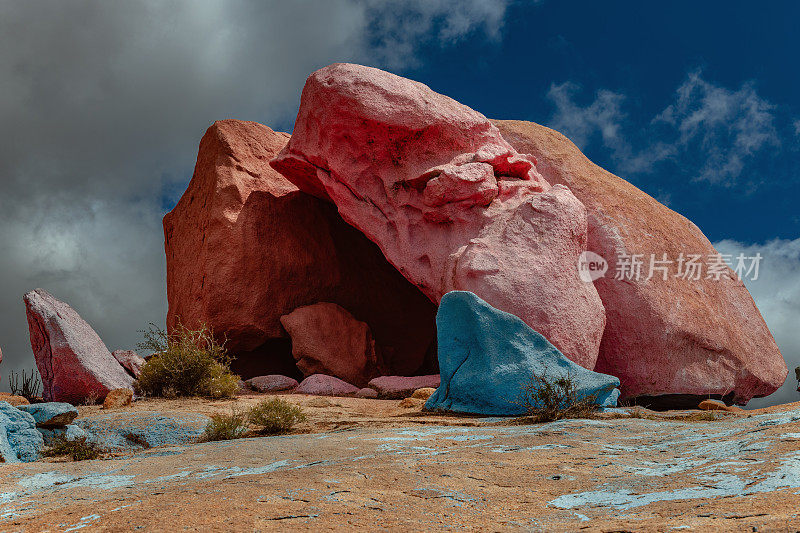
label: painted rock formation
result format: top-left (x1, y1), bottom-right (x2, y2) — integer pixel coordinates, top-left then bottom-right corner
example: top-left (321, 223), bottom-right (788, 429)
top-left (245, 375), bottom-right (298, 393)
top-left (112, 350), bottom-right (145, 379)
top-left (425, 292), bottom-right (620, 416)
top-left (295, 374), bottom-right (360, 397)
top-left (271, 63), bottom-right (606, 369)
top-left (0, 401), bottom-right (43, 463)
top-left (24, 289), bottom-right (134, 403)
top-left (494, 120), bottom-right (787, 405)
top-left (280, 302), bottom-right (379, 387)
top-left (18, 402), bottom-right (78, 427)
top-left (163, 119), bottom-right (436, 379)
top-left (367, 375), bottom-right (441, 399)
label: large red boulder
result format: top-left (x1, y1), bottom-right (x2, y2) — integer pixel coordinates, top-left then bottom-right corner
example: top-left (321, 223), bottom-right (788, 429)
top-left (280, 302), bottom-right (380, 387)
top-left (495, 120), bottom-right (787, 405)
top-left (163, 120), bottom-right (436, 378)
top-left (271, 64), bottom-right (606, 369)
top-left (23, 289), bottom-right (134, 403)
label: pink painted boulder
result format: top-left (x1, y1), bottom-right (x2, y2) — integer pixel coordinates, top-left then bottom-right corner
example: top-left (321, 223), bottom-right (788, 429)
top-left (367, 375), bottom-right (441, 399)
top-left (112, 350), bottom-right (146, 379)
top-left (295, 374), bottom-right (360, 397)
top-left (356, 387), bottom-right (378, 399)
top-left (164, 120), bottom-right (436, 379)
top-left (24, 289), bottom-right (134, 403)
top-left (280, 302), bottom-right (380, 387)
top-left (271, 63), bottom-right (605, 369)
top-left (245, 375), bottom-right (299, 393)
top-left (494, 120), bottom-right (787, 404)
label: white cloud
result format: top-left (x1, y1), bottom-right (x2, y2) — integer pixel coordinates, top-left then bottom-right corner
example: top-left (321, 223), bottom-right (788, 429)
top-left (547, 70), bottom-right (781, 184)
top-left (656, 70), bottom-right (779, 184)
top-left (0, 0), bottom-right (509, 381)
top-left (547, 82), bottom-right (628, 154)
top-left (714, 238), bottom-right (800, 408)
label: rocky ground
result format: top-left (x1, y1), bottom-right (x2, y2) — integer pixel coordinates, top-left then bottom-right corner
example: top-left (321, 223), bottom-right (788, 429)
top-left (0, 395), bottom-right (798, 531)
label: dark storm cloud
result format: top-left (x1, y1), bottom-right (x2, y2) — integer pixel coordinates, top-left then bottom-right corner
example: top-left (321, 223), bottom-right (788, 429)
top-left (0, 0), bottom-right (508, 381)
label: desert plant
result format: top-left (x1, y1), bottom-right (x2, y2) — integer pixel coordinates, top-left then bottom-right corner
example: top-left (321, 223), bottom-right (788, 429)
top-left (134, 322), bottom-right (238, 399)
top-left (200, 409), bottom-right (249, 442)
top-left (248, 398), bottom-right (306, 435)
top-left (41, 436), bottom-right (101, 461)
top-left (8, 368), bottom-right (42, 402)
top-left (516, 368), bottom-right (599, 423)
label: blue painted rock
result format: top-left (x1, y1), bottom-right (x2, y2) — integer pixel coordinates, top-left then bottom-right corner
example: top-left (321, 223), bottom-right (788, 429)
top-left (18, 402), bottom-right (79, 427)
top-left (75, 411), bottom-right (210, 452)
top-left (425, 291), bottom-right (620, 416)
top-left (0, 401), bottom-right (43, 462)
top-left (38, 424), bottom-right (87, 446)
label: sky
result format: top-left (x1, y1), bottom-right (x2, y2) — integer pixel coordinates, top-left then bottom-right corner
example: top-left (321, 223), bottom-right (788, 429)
top-left (0, 0), bottom-right (798, 406)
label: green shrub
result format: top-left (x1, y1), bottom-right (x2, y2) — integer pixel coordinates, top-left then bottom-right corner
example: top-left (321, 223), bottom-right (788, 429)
top-left (134, 323), bottom-right (238, 399)
top-left (248, 398), bottom-right (306, 435)
top-left (516, 368), bottom-right (598, 423)
top-left (42, 436), bottom-right (101, 461)
top-left (200, 410), bottom-right (248, 442)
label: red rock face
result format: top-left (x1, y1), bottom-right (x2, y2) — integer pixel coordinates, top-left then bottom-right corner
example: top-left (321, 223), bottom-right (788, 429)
top-left (494, 120), bottom-right (787, 404)
top-left (271, 64), bottom-right (606, 370)
top-left (163, 120), bottom-right (436, 378)
top-left (24, 289), bottom-right (134, 403)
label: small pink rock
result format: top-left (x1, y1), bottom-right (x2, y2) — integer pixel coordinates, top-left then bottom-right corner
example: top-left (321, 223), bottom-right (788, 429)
top-left (356, 387), bottom-right (378, 399)
top-left (246, 375), bottom-right (299, 393)
top-left (112, 350), bottom-right (146, 379)
top-left (295, 374), bottom-right (360, 397)
top-left (368, 375), bottom-right (441, 399)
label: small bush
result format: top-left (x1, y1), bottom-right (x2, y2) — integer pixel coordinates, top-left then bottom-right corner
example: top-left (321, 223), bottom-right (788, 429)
top-left (517, 368), bottom-right (599, 423)
top-left (8, 368), bottom-right (42, 402)
top-left (134, 322), bottom-right (238, 399)
top-left (248, 398), bottom-right (306, 435)
top-left (42, 436), bottom-right (101, 461)
top-left (201, 410), bottom-right (249, 442)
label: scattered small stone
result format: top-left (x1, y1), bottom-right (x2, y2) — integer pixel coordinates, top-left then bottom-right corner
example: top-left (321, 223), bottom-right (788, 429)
top-left (698, 399), bottom-right (742, 413)
top-left (103, 388), bottom-right (133, 409)
top-left (0, 393), bottom-right (30, 406)
top-left (411, 387), bottom-right (436, 400)
top-left (398, 397), bottom-right (425, 409)
top-left (246, 375), bottom-right (299, 393)
top-left (18, 402), bottom-right (79, 427)
top-left (367, 375), bottom-right (441, 399)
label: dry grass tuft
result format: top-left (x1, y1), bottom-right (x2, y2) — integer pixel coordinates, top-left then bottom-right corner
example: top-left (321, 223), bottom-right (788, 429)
top-left (515, 368), bottom-right (599, 424)
top-left (134, 322), bottom-right (239, 399)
